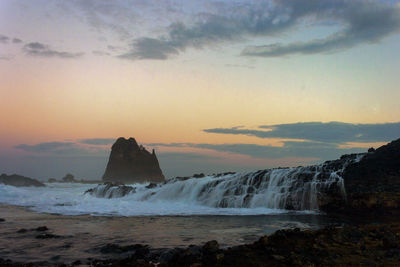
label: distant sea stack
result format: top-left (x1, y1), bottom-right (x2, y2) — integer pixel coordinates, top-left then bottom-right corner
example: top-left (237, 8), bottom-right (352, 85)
top-left (102, 137), bottom-right (165, 183)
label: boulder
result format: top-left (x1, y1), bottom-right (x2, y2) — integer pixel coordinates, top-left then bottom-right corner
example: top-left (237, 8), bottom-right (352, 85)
top-left (0, 173), bottom-right (45, 187)
top-left (102, 137), bottom-right (165, 183)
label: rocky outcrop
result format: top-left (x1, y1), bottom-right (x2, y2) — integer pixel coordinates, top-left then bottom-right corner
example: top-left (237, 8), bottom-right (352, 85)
top-left (80, 223), bottom-right (400, 267)
top-left (85, 182), bottom-right (136, 198)
top-left (0, 173), bottom-right (45, 187)
top-left (320, 138), bottom-right (400, 215)
top-left (102, 137), bottom-right (165, 184)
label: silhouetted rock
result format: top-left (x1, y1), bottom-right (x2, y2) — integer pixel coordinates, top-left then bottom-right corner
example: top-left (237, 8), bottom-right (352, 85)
top-left (62, 173), bottom-right (77, 183)
top-left (47, 178), bottom-right (57, 183)
top-left (193, 173), bottom-right (205, 178)
top-left (320, 138), bottom-right (400, 216)
top-left (0, 173), bottom-right (45, 187)
top-left (85, 223), bottom-right (400, 267)
top-left (102, 137), bottom-right (165, 183)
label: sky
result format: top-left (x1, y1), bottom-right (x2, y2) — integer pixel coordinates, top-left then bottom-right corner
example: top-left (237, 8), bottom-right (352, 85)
top-left (1, 0), bottom-right (400, 180)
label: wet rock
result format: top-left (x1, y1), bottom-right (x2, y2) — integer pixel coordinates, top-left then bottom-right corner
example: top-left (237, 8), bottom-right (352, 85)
top-left (35, 233), bottom-right (61, 239)
top-left (99, 243), bottom-right (148, 255)
top-left (35, 226), bottom-right (49, 232)
top-left (321, 138), bottom-right (400, 216)
top-left (193, 173), bottom-right (205, 178)
top-left (72, 260), bottom-right (81, 265)
top-left (145, 183), bottom-right (157, 189)
top-left (17, 228), bottom-right (27, 233)
top-left (0, 218), bottom-right (5, 222)
top-left (203, 240), bottom-right (219, 254)
top-left (85, 182), bottom-right (136, 198)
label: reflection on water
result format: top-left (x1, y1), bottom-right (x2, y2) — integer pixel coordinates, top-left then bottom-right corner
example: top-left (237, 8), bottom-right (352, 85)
top-left (0, 205), bottom-right (339, 263)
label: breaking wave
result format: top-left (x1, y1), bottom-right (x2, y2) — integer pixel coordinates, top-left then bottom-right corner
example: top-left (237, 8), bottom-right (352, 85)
top-left (0, 154), bottom-right (363, 216)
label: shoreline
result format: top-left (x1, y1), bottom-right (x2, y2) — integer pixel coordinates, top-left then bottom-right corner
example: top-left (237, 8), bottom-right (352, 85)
top-left (1, 218), bottom-right (399, 266)
top-left (0, 204), bottom-right (338, 265)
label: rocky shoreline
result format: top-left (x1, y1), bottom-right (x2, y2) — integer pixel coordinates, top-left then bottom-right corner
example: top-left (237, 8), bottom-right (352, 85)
top-left (1, 220), bottom-right (400, 266)
top-left (1, 138), bottom-right (399, 266)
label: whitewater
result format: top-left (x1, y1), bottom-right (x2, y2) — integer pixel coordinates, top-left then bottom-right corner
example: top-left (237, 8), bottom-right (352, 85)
top-left (0, 182), bottom-right (293, 216)
top-left (0, 153), bottom-right (363, 216)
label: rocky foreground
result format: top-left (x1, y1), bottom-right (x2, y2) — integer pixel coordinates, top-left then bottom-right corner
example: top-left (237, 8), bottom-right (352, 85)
top-left (1, 222), bottom-right (400, 266)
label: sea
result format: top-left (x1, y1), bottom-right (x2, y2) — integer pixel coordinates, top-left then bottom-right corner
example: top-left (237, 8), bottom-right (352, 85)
top-left (0, 181), bottom-right (341, 263)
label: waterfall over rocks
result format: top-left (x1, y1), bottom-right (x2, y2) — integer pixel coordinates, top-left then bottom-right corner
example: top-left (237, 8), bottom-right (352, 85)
top-left (87, 153), bottom-right (365, 211)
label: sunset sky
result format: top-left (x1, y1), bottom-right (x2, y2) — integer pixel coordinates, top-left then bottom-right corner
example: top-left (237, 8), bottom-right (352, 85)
top-left (1, 0), bottom-right (400, 180)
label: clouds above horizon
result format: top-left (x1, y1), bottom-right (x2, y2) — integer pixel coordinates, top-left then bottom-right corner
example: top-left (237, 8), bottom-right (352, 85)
top-left (23, 42), bottom-right (84, 59)
top-left (204, 122), bottom-right (400, 144)
top-left (10, 120), bottom-right (399, 180)
top-left (119, 0), bottom-right (400, 60)
top-left (13, 141), bottom-right (107, 157)
top-left (0, 34), bottom-right (9, 44)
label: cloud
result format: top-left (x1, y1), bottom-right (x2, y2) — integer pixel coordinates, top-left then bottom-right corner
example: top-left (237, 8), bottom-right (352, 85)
top-left (119, 0), bottom-right (400, 60)
top-left (14, 142), bottom-right (75, 153)
top-left (204, 122), bottom-right (400, 144)
top-left (23, 42), bottom-right (84, 58)
top-left (0, 55), bottom-right (13, 61)
top-left (242, 2), bottom-right (400, 57)
top-left (148, 141), bottom-right (364, 162)
top-left (12, 38), bottom-right (23, 44)
top-left (92, 50), bottom-right (110, 56)
top-left (14, 141), bottom-right (107, 157)
top-left (225, 64), bottom-right (255, 69)
top-left (0, 34), bottom-right (9, 44)
top-left (78, 138), bottom-right (115, 145)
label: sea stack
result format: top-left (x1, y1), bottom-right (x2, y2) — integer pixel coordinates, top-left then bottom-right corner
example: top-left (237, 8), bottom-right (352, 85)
top-left (102, 137), bottom-right (165, 183)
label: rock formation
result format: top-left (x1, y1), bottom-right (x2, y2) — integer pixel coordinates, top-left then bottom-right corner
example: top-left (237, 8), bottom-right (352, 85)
top-left (0, 173), bottom-right (45, 187)
top-left (102, 137), bottom-right (165, 183)
top-left (320, 138), bottom-right (400, 215)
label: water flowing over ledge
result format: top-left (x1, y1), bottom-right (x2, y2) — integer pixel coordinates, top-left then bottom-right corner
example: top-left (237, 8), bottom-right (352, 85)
top-left (87, 153), bottom-right (365, 211)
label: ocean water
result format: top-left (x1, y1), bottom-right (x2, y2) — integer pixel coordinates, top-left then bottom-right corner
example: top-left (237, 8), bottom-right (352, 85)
top-left (0, 182), bottom-right (313, 216)
top-left (0, 183), bottom-right (342, 263)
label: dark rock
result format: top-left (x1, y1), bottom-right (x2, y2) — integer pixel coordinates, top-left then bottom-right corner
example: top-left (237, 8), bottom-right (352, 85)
top-left (145, 183), bottom-right (157, 189)
top-left (102, 137), bottom-right (165, 184)
top-left (320, 138), bottom-right (400, 216)
top-left (17, 228), bottom-right (27, 233)
top-left (35, 233), bottom-right (61, 239)
top-left (85, 182), bottom-right (136, 198)
top-left (99, 243), bottom-right (149, 255)
top-left (72, 260), bottom-right (81, 265)
top-left (368, 147), bottom-right (375, 153)
top-left (62, 173), bottom-right (77, 183)
top-left (203, 240), bottom-right (219, 253)
top-left (0, 173), bottom-right (45, 187)
top-left (47, 178), bottom-right (57, 183)
top-left (0, 218), bottom-right (4, 222)
top-left (35, 226), bottom-right (49, 231)
top-left (193, 173), bottom-right (205, 178)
